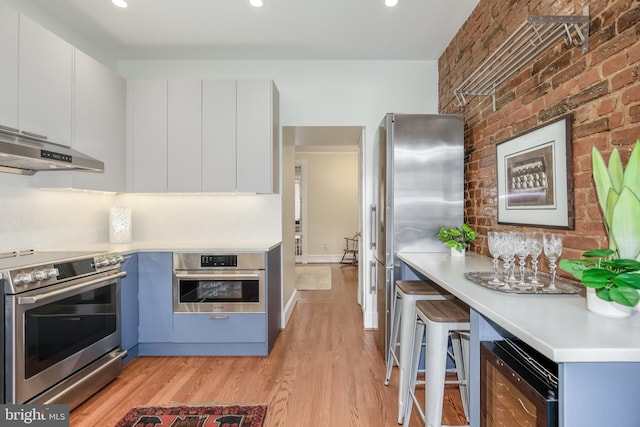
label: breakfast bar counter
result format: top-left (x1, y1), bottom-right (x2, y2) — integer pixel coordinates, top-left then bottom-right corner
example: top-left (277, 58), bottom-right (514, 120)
top-left (397, 251), bottom-right (640, 427)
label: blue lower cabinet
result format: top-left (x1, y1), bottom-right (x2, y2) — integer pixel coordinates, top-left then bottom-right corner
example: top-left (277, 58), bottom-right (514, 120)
top-left (138, 252), bottom-right (174, 344)
top-left (120, 253), bottom-right (139, 364)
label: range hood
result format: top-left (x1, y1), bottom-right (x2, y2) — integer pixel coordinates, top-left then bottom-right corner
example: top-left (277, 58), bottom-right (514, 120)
top-left (0, 129), bottom-right (104, 176)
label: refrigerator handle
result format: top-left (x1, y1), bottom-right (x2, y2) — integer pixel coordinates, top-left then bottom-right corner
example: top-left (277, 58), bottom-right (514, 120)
top-left (370, 261), bottom-right (376, 294)
top-left (370, 204), bottom-right (377, 249)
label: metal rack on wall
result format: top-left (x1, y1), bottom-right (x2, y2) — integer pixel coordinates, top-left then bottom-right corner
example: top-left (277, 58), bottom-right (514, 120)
top-left (454, 6), bottom-right (590, 111)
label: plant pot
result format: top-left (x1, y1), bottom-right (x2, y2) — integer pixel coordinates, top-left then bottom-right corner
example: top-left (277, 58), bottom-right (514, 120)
top-left (450, 247), bottom-right (465, 257)
top-left (586, 288), bottom-right (633, 318)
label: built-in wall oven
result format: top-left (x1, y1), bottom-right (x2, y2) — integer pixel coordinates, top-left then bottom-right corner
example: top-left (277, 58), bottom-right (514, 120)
top-left (1, 250), bottom-right (127, 409)
top-left (173, 252), bottom-right (265, 313)
top-left (481, 339), bottom-right (558, 427)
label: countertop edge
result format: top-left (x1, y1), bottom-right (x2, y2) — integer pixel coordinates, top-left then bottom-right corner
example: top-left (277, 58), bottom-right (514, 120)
top-left (397, 251), bottom-right (640, 364)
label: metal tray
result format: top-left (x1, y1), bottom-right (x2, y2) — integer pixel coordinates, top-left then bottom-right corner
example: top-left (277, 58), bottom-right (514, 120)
top-left (464, 271), bottom-right (583, 294)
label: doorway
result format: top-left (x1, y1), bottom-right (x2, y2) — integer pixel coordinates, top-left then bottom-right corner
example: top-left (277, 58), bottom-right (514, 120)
top-left (281, 125), bottom-right (365, 325)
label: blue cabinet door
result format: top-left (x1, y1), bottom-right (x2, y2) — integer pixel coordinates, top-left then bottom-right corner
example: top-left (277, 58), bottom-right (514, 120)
top-left (138, 252), bottom-right (173, 342)
top-left (173, 313), bottom-right (266, 343)
top-left (120, 253), bottom-right (139, 353)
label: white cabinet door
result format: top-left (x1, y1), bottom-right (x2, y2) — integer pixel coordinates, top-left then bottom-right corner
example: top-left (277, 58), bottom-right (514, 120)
top-left (0, 3), bottom-right (19, 132)
top-left (236, 80), bottom-right (279, 193)
top-left (32, 50), bottom-right (126, 191)
top-left (168, 80), bottom-right (202, 192)
top-left (71, 50), bottom-right (126, 191)
top-left (18, 15), bottom-right (73, 145)
top-left (128, 80), bottom-right (168, 192)
top-left (202, 80), bottom-right (236, 192)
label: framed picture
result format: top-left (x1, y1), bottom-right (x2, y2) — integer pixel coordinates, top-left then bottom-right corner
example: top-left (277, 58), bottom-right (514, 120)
top-left (496, 113), bottom-right (574, 229)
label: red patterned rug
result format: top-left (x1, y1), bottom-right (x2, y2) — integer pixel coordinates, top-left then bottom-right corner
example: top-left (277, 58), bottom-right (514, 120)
top-left (114, 404), bottom-right (267, 427)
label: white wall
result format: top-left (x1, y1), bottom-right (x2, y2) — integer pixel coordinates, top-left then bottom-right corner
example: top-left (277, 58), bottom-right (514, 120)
top-left (0, 174), bottom-right (114, 253)
top-left (117, 59), bottom-right (440, 328)
top-left (296, 151), bottom-right (359, 261)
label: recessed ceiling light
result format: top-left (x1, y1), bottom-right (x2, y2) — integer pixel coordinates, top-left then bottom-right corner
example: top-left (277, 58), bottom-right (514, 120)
top-left (249, 0), bottom-right (264, 7)
top-left (385, 0), bottom-right (398, 6)
top-left (112, 0), bottom-right (128, 8)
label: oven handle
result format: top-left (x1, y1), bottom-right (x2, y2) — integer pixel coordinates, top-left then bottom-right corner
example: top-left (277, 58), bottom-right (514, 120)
top-left (174, 272), bottom-right (261, 281)
top-left (17, 271), bottom-right (127, 305)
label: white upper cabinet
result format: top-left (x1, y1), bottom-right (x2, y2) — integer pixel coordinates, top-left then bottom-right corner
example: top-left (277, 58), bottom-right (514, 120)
top-left (127, 79), bottom-right (279, 193)
top-left (237, 80), bottom-right (279, 193)
top-left (0, 3), bottom-right (19, 132)
top-left (32, 49), bottom-right (126, 191)
top-left (168, 80), bottom-right (202, 192)
top-left (202, 80), bottom-right (237, 192)
top-left (18, 15), bottom-right (73, 145)
top-left (128, 80), bottom-right (168, 192)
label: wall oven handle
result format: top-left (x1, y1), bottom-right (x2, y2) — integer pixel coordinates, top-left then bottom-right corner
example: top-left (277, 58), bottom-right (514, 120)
top-left (17, 271), bottom-right (126, 305)
top-left (174, 272), bottom-right (261, 281)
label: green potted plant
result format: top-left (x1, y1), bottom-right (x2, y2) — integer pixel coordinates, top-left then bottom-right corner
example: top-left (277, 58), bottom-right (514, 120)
top-left (591, 139), bottom-right (640, 311)
top-left (559, 248), bottom-right (640, 318)
top-left (436, 223), bottom-right (479, 256)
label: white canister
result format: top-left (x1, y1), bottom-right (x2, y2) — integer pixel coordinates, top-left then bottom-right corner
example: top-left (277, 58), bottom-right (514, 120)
top-left (109, 206), bottom-right (132, 243)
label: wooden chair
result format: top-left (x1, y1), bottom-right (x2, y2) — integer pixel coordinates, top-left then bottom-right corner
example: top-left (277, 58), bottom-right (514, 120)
top-left (340, 232), bottom-right (359, 265)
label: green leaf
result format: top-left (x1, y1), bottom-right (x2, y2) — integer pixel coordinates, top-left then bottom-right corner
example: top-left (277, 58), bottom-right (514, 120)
top-left (592, 146), bottom-right (613, 217)
top-left (608, 148), bottom-right (623, 193)
top-left (609, 287), bottom-right (640, 307)
top-left (609, 187), bottom-right (640, 259)
top-left (604, 187), bottom-right (619, 233)
top-left (596, 287), bottom-right (611, 301)
top-left (582, 249), bottom-right (614, 258)
top-left (605, 258), bottom-right (640, 271)
top-left (614, 273), bottom-right (640, 289)
top-left (621, 141), bottom-right (640, 200)
top-left (581, 268), bottom-right (614, 288)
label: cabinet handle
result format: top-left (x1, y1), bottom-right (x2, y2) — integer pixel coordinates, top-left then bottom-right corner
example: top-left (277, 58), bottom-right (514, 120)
top-left (21, 130), bottom-right (48, 140)
top-left (370, 261), bottom-right (377, 294)
top-left (0, 124), bottom-right (19, 133)
top-left (370, 204), bottom-right (377, 249)
top-left (208, 315), bottom-right (229, 320)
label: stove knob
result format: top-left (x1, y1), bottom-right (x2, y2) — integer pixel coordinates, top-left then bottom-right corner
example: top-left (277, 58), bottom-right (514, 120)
top-left (115, 255), bottom-right (125, 263)
top-left (33, 270), bottom-right (47, 281)
top-left (108, 256), bottom-right (118, 265)
top-left (46, 268), bottom-right (59, 278)
top-left (95, 258), bottom-right (110, 268)
top-left (15, 272), bottom-right (33, 285)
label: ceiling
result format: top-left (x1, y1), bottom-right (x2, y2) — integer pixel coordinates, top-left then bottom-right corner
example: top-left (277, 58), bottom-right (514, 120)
top-left (14, 0), bottom-right (480, 61)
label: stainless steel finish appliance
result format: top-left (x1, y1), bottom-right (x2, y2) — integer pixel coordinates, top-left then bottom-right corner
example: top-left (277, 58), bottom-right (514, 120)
top-left (173, 252), bottom-right (265, 313)
top-left (0, 129), bottom-right (104, 176)
top-left (2, 250), bottom-right (127, 408)
top-left (372, 113), bottom-right (463, 360)
top-left (481, 339), bottom-right (558, 426)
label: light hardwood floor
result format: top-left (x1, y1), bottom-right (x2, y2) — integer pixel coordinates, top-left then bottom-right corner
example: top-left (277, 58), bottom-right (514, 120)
top-left (70, 264), bottom-right (466, 426)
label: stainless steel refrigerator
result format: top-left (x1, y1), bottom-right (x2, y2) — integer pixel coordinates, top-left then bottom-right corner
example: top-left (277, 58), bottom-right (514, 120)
top-left (372, 113), bottom-right (464, 361)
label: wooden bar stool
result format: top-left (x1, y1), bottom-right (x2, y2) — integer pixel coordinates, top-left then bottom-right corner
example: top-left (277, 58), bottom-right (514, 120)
top-left (384, 280), bottom-right (452, 424)
top-left (404, 298), bottom-right (470, 427)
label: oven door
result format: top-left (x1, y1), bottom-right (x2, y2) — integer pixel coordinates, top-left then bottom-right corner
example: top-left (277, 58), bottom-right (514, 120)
top-left (173, 270), bottom-right (265, 313)
top-left (5, 271), bottom-right (124, 404)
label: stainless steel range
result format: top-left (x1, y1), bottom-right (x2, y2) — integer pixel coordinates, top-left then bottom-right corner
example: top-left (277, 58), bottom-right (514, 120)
top-left (1, 249), bottom-right (127, 409)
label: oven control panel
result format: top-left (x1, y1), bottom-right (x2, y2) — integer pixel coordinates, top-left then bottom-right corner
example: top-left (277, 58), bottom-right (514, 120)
top-left (201, 255), bottom-right (237, 267)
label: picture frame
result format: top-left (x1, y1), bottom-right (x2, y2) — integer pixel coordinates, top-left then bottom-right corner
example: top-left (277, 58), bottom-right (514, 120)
top-left (496, 113), bottom-right (574, 229)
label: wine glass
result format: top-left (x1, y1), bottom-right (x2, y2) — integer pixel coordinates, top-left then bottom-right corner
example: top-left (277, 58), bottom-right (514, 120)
top-left (513, 232), bottom-right (530, 290)
top-left (543, 233), bottom-right (563, 290)
top-left (487, 231), bottom-right (503, 286)
top-left (498, 232), bottom-right (515, 290)
top-left (526, 232), bottom-right (543, 287)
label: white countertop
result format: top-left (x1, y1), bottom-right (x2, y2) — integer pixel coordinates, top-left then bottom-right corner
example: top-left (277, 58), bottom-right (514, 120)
top-left (58, 240), bottom-right (282, 255)
top-left (397, 252), bottom-right (640, 363)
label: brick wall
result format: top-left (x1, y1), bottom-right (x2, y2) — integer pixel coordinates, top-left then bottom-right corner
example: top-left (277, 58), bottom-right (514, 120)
top-left (439, 0), bottom-right (640, 262)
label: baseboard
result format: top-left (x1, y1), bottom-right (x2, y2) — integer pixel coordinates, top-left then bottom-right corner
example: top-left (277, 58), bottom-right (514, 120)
top-left (298, 254), bottom-right (343, 264)
top-left (283, 288), bottom-right (298, 327)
